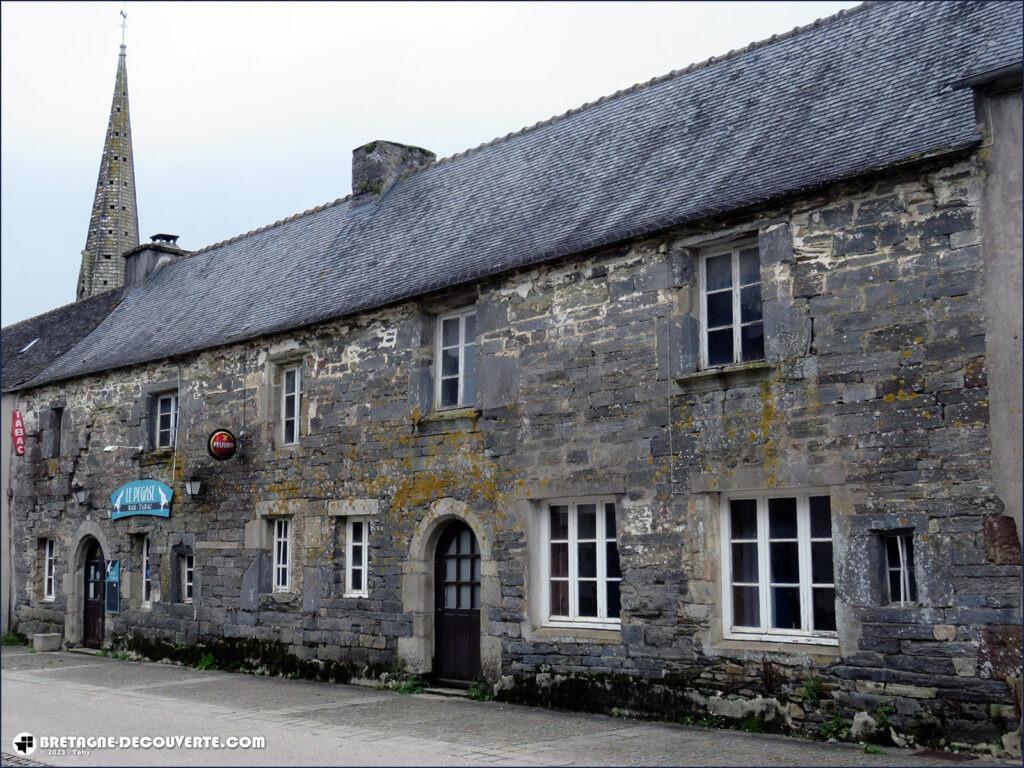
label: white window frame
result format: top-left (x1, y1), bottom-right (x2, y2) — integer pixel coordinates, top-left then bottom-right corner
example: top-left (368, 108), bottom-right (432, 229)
top-left (273, 518), bottom-right (291, 592)
top-left (344, 517), bottom-right (370, 598)
top-left (885, 533), bottom-right (918, 606)
top-left (719, 489), bottom-right (838, 646)
top-left (43, 539), bottom-right (56, 601)
top-left (181, 554), bottom-right (194, 604)
top-left (281, 365), bottom-right (302, 446)
top-left (539, 496), bottom-right (621, 630)
top-left (142, 536), bottom-right (153, 606)
top-left (154, 393), bottom-right (178, 448)
top-left (698, 240), bottom-right (764, 369)
top-left (434, 308), bottom-right (477, 410)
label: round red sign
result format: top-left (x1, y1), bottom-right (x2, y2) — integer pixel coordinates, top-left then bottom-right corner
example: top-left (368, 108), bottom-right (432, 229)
top-left (207, 429), bottom-right (237, 461)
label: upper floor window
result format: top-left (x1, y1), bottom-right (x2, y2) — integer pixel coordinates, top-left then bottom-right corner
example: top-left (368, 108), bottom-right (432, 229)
top-left (700, 243), bottom-right (764, 367)
top-left (345, 517), bottom-right (370, 598)
top-left (721, 492), bottom-right (836, 645)
top-left (435, 309), bottom-right (477, 410)
top-left (281, 366), bottom-right (302, 445)
top-left (44, 539), bottom-right (56, 601)
top-left (540, 499), bottom-right (621, 628)
top-left (273, 518), bottom-right (291, 592)
top-left (885, 533), bottom-right (918, 605)
top-left (155, 393), bottom-right (178, 448)
top-left (142, 536), bottom-right (153, 605)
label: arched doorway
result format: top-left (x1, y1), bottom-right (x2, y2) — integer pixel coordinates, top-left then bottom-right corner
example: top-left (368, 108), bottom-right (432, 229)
top-left (82, 540), bottom-right (105, 648)
top-left (433, 520), bottom-right (481, 682)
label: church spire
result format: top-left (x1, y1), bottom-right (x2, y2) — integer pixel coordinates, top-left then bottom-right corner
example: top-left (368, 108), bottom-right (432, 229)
top-left (76, 23), bottom-right (140, 301)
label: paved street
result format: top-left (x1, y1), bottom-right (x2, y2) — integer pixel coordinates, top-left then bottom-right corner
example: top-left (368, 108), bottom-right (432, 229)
top-left (0, 647), bottom-right (1008, 766)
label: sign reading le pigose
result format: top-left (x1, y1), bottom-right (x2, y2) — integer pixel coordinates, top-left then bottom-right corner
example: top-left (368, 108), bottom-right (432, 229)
top-left (111, 479), bottom-right (173, 520)
top-left (207, 429), bottom-right (237, 461)
top-left (10, 409), bottom-right (25, 456)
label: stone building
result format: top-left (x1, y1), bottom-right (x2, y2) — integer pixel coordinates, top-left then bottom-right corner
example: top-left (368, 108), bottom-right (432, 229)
top-left (4, 1), bottom-right (1022, 754)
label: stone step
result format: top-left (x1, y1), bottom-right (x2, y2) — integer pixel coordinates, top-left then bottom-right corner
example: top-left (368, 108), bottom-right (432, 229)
top-left (423, 686), bottom-right (471, 699)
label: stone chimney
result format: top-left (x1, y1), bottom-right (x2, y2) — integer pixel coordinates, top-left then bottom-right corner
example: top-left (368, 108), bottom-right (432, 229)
top-left (122, 234), bottom-right (189, 290)
top-left (352, 140), bottom-right (435, 203)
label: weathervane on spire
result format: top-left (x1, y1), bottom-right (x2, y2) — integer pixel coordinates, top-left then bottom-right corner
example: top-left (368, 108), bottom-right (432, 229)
top-left (120, 2), bottom-right (128, 48)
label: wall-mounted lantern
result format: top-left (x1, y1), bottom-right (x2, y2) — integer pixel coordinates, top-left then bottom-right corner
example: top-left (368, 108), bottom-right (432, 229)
top-left (184, 477), bottom-right (203, 498)
top-left (72, 484), bottom-right (90, 506)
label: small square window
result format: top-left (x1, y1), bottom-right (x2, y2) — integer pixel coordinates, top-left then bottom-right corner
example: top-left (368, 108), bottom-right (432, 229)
top-left (885, 533), bottom-right (918, 605)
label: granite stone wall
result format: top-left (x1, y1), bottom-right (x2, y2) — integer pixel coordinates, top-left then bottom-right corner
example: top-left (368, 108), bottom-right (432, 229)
top-left (10, 153), bottom-right (1021, 752)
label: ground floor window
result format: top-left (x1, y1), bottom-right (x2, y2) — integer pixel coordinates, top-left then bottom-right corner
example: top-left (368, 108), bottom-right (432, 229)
top-left (721, 492), bottom-right (836, 645)
top-left (273, 518), bottom-right (290, 591)
top-left (540, 498), bottom-right (621, 628)
top-left (180, 554), bottom-right (194, 604)
top-left (885, 532), bottom-right (918, 605)
top-left (345, 517), bottom-right (369, 598)
top-left (142, 536), bottom-right (153, 605)
top-left (44, 539), bottom-right (56, 600)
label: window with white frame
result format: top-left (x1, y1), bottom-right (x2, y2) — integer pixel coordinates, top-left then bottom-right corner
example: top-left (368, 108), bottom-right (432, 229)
top-left (142, 536), bottom-right (153, 605)
top-left (273, 518), bottom-right (291, 591)
top-left (281, 366), bottom-right (302, 445)
top-left (435, 309), bottom-right (477, 409)
top-left (180, 554), bottom-right (194, 604)
top-left (700, 242), bottom-right (764, 368)
top-left (345, 517), bottom-right (370, 598)
top-left (885, 533), bottom-right (918, 605)
top-left (541, 499), bottom-right (621, 627)
top-left (721, 492), bottom-right (836, 644)
top-left (44, 539), bottom-right (56, 600)
top-left (155, 393), bottom-right (178, 448)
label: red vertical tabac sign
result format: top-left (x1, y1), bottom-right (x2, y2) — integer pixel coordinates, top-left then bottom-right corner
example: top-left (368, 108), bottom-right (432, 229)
top-left (11, 409), bottom-right (26, 456)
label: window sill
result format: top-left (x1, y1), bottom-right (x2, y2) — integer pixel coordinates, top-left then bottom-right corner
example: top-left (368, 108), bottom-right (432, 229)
top-left (343, 592), bottom-right (369, 599)
top-left (528, 625), bottom-right (622, 644)
top-left (676, 361), bottom-right (771, 387)
top-left (714, 636), bottom-right (840, 657)
top-left (424, 406), bottom-right (481, 422)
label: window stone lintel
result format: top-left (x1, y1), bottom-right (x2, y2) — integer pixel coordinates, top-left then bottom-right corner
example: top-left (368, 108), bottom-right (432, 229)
top-left (327, 499), bottom-right (379, 517)
top-left (256, 499), bottom-right (308, 518)
top-left (691, 465), bottom-right (845, 494)
top-left (514, 480), bottom-right (626, 500)
top-left (525, 626), bottom-right (622, 645)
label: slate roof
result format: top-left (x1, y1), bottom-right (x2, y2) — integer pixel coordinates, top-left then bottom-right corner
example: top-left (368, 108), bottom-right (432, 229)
top-left (1, 290), bottom-right (122, 392)
top-left (25, 0), bottom-right (1024, 389)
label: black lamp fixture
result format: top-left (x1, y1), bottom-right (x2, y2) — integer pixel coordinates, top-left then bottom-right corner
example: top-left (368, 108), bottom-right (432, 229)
top-left (184, 476), bottom-right (203, 498)
top-left (72, 484), bottom-right (89, 505)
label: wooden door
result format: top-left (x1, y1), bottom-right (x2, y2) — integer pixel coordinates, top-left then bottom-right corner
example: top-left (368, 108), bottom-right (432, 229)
top-left (433, 521), bottom-right (481, 682)
top-left (83, 542), bottom-right (105, 648)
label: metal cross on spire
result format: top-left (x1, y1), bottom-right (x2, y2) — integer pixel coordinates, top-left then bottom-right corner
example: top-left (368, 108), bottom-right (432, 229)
top-left (120, 2), bottom-right (128, 48)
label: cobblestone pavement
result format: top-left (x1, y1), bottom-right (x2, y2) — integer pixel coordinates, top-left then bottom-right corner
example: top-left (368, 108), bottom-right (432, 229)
top-left (1, 648), bottom-right (1011, 766)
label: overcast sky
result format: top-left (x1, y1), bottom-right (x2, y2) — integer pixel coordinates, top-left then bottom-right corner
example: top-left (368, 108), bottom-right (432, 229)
top-left (1, 1), bottom-right (856, 326)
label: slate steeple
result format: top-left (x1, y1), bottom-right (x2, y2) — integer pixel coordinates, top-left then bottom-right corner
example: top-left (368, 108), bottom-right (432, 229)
top-left (76, 41), bottom-right (139, 300)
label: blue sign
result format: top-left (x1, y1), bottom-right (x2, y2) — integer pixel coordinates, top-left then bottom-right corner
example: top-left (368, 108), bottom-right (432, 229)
top-left (111, 479), bottom-right (173, 519)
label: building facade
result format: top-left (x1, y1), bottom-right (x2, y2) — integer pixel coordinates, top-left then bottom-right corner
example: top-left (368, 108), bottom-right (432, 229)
top-left (4, 1), bottom-right (1022, 755)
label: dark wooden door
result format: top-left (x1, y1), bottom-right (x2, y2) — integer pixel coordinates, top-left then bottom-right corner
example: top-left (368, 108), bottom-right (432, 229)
top-left (83, 542), bottom-right (105, 648)
top-left (434, 521), bottom-right (481, 682)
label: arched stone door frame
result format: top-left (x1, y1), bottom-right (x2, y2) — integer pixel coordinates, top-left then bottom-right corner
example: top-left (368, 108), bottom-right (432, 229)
top-left (399, 498), bottom-right (501, 680)
top-left (64, 521), bottom-right (110, 646)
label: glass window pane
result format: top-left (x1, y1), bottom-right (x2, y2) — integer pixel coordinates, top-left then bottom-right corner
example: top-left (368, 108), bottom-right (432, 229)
top-left (731, 542), bottom-right (759, 583)
top-left (464, 313), bottom-right (476, 342)
top-left (459, 529), bottom-right (471, 553)
top-left (351, 568), bottom-right (362, 591)
top-left (729, 499), bottom-right (758, 540)
top-left (705, 254), bottom-right (732, 291)
top-left (741, 323), bottom-right (765, 362)
top-left (708, 328), bottom-right (733, 366)
top-left (606, 541), bottom-right (621, 578)
top-left (577, 505), bottom-right (597, 538)
top-left (771, 586), bottom-right (801, 629)
top-left (813, 588), bottom-right (836, 631)
top-left (351, 521), bottom-right (363, 543)
top-left (446, 557), bottom-right (457, 581)
top-left (159, 413), bottom-right (171, 431)
top-left (550, 581), bottom-right (569, 616)
top-left (463, 346), bottom-right (477, 404)
top-left (550, 542), bottom-right (568, 577)
top-left (740, 284), bottom-right (762, 323)
top-left (549, 506), bottom-right (569, 539)
top-left (284, 369), bottom-right (296, 393)
top-left (905, 547), bottom-right (918, 602)
top-left (605, 503), bottom-right (617, 538)
top-left (578, 580), bottom-right (598, 617)
top-left (472, 584), bottom-right (480, 609)
top-left (284, 421), bottom-right (296, 444)
top-left (768, 498), bottom-right (798, 538)
top-left (607, 581), bottom-right (621, 619)
top-left (707, 291), bottom-right (733, 328)
top-left (885, 536), bottom-right (900, 566)
top-left (578, 542), bottom-right (597, 578)
top-left (442, 348), bottom-right (460, 376)
top-left (446, 584), bottom-right (457, 608)
top-left (459, 557), bottom-right (470, 581)
top-left (472, 558), bottom-right (480, 581)
top-left (739, 247), bottom-right (760, 284)
top-left (811, 541), bottom-right (834, 584)
top-left (440, 378), bottom-right (459, 407)
top-left (442, 317), bottom-right (460, 347)
top-left (770, 541), bottom-right (800, 583)
top-left (810, 497), bottom-right (832, 538)
top-left (733, 585), bottom-right (760, 627)
top-left (459, 584), bottom-right (470, 608)
top-left (159, 398), bottom-right (170, 416)
top-left (446, 538), bottom-right (458, 555)
top-left (285, 395), bottom-right (296, 419)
